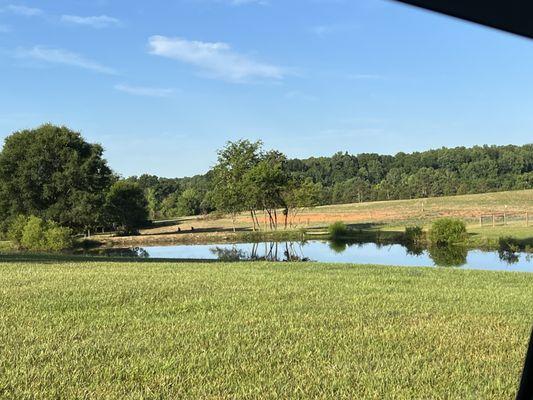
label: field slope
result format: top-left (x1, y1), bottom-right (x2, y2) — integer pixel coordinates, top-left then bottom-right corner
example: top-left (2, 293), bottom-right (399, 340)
top-left (0, 261), bottom-right (532, 399)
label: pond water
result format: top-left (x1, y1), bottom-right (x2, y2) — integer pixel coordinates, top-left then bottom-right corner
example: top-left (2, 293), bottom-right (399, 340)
top-left (100, 240), bottom-right (533, 272)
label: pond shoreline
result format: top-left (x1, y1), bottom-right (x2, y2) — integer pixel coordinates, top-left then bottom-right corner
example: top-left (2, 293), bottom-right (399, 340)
top-left (83, 227), bottom-right (532, 254)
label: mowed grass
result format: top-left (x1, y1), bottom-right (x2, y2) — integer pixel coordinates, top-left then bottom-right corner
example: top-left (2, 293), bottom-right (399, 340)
top-left (0, 261), bottom-right (532, 399)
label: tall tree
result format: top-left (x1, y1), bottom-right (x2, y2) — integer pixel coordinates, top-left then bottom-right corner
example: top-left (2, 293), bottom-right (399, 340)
top-left (212, 140), bottom-right (263, 232)
top-left (104, 181), bottom-right (149, 234)
top-left (0, 124), bottom-right (115, 232)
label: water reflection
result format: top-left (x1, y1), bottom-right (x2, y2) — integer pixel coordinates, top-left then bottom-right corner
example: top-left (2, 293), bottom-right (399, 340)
top-left (328, 240), bottom-right (347, 253)
top-left (210, 242), bottom-right (310, 262)
top-left (428, 245), bottom-right (468, 267)
top-left (88, 239), bottom-right (533, 272)
top-left (85, 246), bottom-right (150, 258)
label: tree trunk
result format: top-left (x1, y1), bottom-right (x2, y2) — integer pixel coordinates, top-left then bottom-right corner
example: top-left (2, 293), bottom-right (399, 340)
top-left (250, 210), bottom-right (256, 231)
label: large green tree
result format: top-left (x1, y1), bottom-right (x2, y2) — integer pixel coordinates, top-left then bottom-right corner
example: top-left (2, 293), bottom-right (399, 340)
top-left (0, 124), bottom-right (115, 232)
top-left (104, 181), bottom-right (149, 233)
top-left (212, 140), bottom-right (263, 231)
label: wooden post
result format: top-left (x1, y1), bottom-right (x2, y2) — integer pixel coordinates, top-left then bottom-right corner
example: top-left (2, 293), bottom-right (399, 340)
top-left (504, 213), bottom-right (507, 226)
top-left (492, 214), bottom-right (495, 228)
top-left (527, 212), bottom-right (529, 227)
top-left (479, 215), bottom-right (483, 227)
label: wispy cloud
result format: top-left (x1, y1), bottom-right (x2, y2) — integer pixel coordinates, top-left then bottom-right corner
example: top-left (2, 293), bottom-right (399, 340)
top-left (61, 14), bottom-right (121, 29)
top-left (0, 24), bottom-right (11, 33)
top-left (114, 84), bottom-right (175, 98)
top-left (148, 35), bottom-right (285, 83)
top-left (5, 4), bottom-right (43, 16)
top-left (16, 46), bottom-right (117, 74)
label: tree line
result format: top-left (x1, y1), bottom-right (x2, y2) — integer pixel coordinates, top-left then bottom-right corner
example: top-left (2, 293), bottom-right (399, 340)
top-left (130, 142), bottom-right (533, 219)
top-left (0, 124), bottom-right (532, 241)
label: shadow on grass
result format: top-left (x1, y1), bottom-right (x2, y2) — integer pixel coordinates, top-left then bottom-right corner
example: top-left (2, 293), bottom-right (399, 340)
top-left (0, 252), bottom-right (223, 264)
top-left (142, 226), bottom-right (253, 237)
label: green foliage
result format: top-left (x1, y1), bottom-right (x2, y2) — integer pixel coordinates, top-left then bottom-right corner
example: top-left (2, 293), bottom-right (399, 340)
top-left (20, 216), bottom-right (47, 250)
top-left (176, 188), bottom-right (202, 216)
top-left (328, 221), bottom-right (348, 239)
top-left (498, 236), bottom-right (521, 253)
top-left (105, 181), bottom-right (149, 234)
top-left (8, 215), bottom-right (73, 251)
top-left (212, 140), bottom-right (263, 225)
top-left (122, 144), bottom-right (533, 221)
top-left (405, 226), bottom-right (424, 244)
top-left (0, 124), bottom-right (114, 232)
top-left (429, 218), bottom-right (467, 245)
top-left (44, 222), bottom-right (74, 252)
top-left (6, 215), bottom-right (29, 246)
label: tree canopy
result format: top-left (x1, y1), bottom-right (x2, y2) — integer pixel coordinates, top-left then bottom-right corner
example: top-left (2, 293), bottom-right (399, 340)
top-left (105, 181), bottom-right (149, 234)
top-left (0, 124), bottom-right (115, 231)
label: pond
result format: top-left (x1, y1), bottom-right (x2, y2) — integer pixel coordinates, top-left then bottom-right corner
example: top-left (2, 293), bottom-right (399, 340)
top-left (98, 240), bottom-right (533, 272)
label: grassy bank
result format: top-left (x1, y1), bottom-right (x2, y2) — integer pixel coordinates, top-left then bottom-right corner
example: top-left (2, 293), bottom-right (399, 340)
top-left (0, 261), bottom-right (531, 399)
top-left (85, 189), bottom-right (532, 250)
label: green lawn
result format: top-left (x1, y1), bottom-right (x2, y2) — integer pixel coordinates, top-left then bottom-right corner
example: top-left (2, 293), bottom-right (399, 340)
top-left (0, 261), bottom-right (532, 399)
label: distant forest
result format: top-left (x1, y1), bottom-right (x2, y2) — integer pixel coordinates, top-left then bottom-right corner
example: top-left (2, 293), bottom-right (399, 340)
top-left (127, 144), bottom-right (533, 219)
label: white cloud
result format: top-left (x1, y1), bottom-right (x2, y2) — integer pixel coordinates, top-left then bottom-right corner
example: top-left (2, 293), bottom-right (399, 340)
top-left (61, 14), bottom-right (121, 29)
top-left (16, 46), bottom-right (116, 74)
top-left (114, 84), bottom-right (174, 98)
top-left (148, 35), bottom-right (285, 83)
top-left (6, 4), bottom-right (43, 16)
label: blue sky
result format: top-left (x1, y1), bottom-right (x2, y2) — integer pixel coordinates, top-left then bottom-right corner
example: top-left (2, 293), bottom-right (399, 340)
top-left (1, 0), bottom-right (533, 178)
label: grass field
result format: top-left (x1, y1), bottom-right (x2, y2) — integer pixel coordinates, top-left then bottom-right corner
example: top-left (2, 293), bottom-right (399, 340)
top-left (94, 189), bottom-right (533, 249)
top-left (1, 261), bottom-right (532, 399)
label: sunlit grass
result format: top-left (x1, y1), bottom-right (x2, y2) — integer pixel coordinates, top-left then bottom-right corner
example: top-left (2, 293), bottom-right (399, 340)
top-left (0, 261), bottom-right (531, 399)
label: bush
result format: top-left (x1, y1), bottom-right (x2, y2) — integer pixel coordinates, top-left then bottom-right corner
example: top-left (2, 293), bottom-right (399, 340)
top-left (429, 218), bottom-right (467, 245)
top-left (328, 221), bottom-right (348, 239)
top-left (45, 223), bottom-right (73, 251)
top-left (21, 216), bottom-right (47, 250)
top-left (9, 216), bottom-right (73, 252)
top-left (405, 226), bottom-right (424, 244)
top-left (6, 215), bottom-right (29, 247)
top-left (498, 236), bottom-right (521, 253)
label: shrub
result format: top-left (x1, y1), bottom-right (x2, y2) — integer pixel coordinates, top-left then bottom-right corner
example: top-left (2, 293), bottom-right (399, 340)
top-left (328, 221), bottom-right (348, 239)
top-left (429, 218), bottom-right (467, 245)
top-left (405, 226), bottom-right (424, 244)
top-left (6, 215), bottom-right (29, 248)
top-left (21, 216), bottom-right (47, 251)
top-left (498, 236), bottom-right (521, 253)
top-left (9, 216), bottom-right (73, 252)
top-left (45, 223), bottom-right (73, 251)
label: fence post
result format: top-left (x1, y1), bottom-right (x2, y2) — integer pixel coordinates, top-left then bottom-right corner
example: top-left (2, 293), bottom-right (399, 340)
top-left (479, 215), bottom-right (483, 227)
top-left (492, 214), bottom-right (495, 228)
top-left (527, 212), bottom-right (529, 227)
top-left (504, 213), bottom-right (507, 226)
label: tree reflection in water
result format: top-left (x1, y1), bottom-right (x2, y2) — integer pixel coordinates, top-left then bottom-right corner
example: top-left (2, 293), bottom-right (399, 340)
top-left (428, 245), bottom-right (468, 267)
top-left (210, 242), bottom-right (310, 262)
